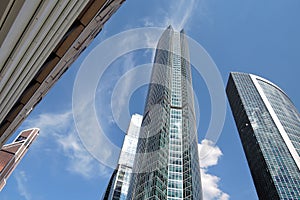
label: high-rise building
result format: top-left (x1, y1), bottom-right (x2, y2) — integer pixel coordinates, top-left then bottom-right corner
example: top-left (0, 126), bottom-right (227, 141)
top-left (0, 128), bottom-right (39, 191)
top-left (0, 0), bottom-right (125, 147)
top-left (128, 26), bottom-right (202, 199)
top-left (226, 72), bottom-right (300, 199)
top-left (103, 114), bottom-right (143, 200)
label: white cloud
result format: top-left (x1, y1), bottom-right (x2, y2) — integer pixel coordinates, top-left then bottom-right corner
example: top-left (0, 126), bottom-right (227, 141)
top-left (200, 169), bottom-right (230, 200)
top-left (110, 54), bottom-right (136, 122)
top-left (143, 18), bottom-right (155, 27)
top-left (164, 0), bottom-right (197, 30)
top-left (96, 51), bottom-right (142, 135)
top-left (14, 170), bottom-right (31, 200)
top-left (141, 0), bottom-right (198, 31)
top-left (23, 111), bottom-right (73, 139)
top-left (198, 139), bottom-right (229, 200)
top-left (23, 111), bottom-right (111, 179)
top-left (199, 139), bottom-right (223, 168)
top-left (57, 131), bottom-right (111, 179)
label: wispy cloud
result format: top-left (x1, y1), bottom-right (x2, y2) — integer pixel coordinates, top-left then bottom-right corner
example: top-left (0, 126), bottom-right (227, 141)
top-left (198, 139), bottom-right (229, 200)
top-left (142, 0), bottom-right (198, 31)
top-left (22, 111), bottom-right (73, 138)
top-left (164, 0), bottom-right (197, 30)
top-left (23, 110), bottom-right (111, 179)
top-left (95, 52), bottom-right (140, 134)
top-left (95, 35), bottom-right (155, 131)
top-left (110, 54), bottom-right (136, 122)
top-left (57, 131), bottom-right (111, 178)
top-left (14, 170), bottom-right (31, 200)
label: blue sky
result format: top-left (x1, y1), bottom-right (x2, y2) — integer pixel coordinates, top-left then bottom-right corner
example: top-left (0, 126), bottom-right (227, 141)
top-left (1, 0), bottom-right (300, 199)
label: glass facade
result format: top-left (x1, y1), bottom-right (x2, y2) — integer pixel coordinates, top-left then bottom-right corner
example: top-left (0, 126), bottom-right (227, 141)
top-left (127, 26), bottom-right (202, 199)
top-left (226, 72), bottom-right (300, 199)
top-left (103, 114), bottom-right (143, 200)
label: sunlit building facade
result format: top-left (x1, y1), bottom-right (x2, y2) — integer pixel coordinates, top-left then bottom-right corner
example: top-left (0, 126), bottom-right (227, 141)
top-left (226, 72), bottom-right (300, 199)
top-left (0, 128), bottom-right (39, 191)
top-left (0, 0), bottom-right (125, 147)
top-left (128, 26), bottom-right (202, 200)
top-left (103, 114), bottom-right (142, 200)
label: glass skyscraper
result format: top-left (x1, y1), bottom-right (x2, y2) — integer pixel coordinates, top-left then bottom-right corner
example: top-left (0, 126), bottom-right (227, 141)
top-left (226, 72), bottom-right (300, 199)
top-left (103, 114), bottom-right (142, 200)
top-left (127, 26), bottom-right (202, 199)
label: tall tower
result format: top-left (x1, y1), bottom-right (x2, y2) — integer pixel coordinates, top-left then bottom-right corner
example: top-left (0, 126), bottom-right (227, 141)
top-left (128, 26), bottom-right (202, 199)
top-left (0, 128), bottom-right (39, 191)
top-left (226, 72), bottom-right (300, 199)
top-left (103, 114), bottom-right (143, 200)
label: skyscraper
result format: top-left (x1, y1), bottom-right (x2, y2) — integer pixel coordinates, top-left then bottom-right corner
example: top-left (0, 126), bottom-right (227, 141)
top-left (226, 72), bottom-right (300, 199)
top-left (0, 128), bottom-right (39, 191)
top-left (103, 114), bottom-right (142, 200)
top-left (128, 26), bottom-right (202, 199)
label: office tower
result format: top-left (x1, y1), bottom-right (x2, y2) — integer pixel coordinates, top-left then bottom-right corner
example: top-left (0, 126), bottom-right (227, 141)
top-left (128, 26), bottom-right (202, 199)
top-left (226, 72), bottom-right (300, 199)
top-left (0, 0), bottom-right (125, 147)
top-left (103, 114), bottom-right (143, 200)
top-left (0, 128), bottom-right (39, 191)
